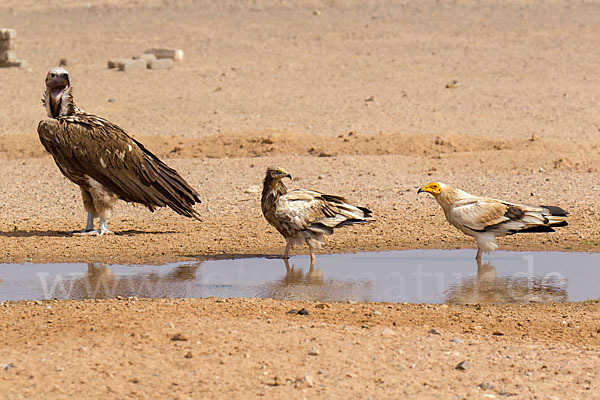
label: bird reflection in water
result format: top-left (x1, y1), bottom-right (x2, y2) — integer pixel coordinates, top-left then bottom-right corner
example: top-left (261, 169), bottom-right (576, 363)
top-left (445, 260), bottom-right (567, 304)
top-left (64, 262), bottom-right (200, 299)
top-left (257, 258), bottom-right (372, 302)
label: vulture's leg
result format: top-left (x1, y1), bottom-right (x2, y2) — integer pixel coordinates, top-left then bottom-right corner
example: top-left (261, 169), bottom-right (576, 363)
top-left (475, 248), bottom-right (483, 263)
top-left (307, 241), bottom-right (316, 266)
top-left (73, 212), bottom-right (96, 235)
top-left (73, 189), bottom-right (96, 235)
top-left (96, 216), bottom-right (114, 236)
top-left (283, 239), bottom-right (291, 259)
top-left (283, 257), bottom-right (292, 272)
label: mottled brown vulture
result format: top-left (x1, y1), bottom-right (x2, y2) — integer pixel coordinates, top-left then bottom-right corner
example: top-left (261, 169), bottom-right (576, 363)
top-left (38, 67), bottom-right (201, 235)
top-left (261, 166), bottom-right (374, 264)
top-left (418, 182), bottom-right (568, 261)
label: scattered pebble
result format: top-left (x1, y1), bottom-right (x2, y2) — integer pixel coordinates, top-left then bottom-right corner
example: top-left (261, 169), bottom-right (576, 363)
top-left (2, 363), bottom-right (15, 371)
top-left (382, 327), bottom-right (396, 337)
top-left (287, 308), bottom-right (309, 316)
top-left (492, 331), bottom-right (505, 336)
top-left (309, 346), bottom-right (319, 356)
top-left (170, 333), bottom-right (188, 341)
top-left (450, 338), bottom-right (464, 343)
top-left (429, 328), bottom-right (441, 335)
top-left (59, 58), bottom-right (77, 67)
top-left (303, 374), bottom-right (314, 387)
top-left (478, 381), bottom-right (496, 390)
top-left (445, 79), bottom-right (460, 88)
top-left (455, 360), bottom-right (470, 371)
top-left (184, 351), bottom-right (193, 359)
top-left (244, 185), bottom-right (260, 194)
top-left (314, 303), bottom-right (330, 309)
top-left (371, 310), bottom-right (382, 316)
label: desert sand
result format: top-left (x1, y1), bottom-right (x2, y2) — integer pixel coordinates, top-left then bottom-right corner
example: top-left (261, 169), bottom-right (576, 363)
top-left (0, 0), bottom-right (599, 398)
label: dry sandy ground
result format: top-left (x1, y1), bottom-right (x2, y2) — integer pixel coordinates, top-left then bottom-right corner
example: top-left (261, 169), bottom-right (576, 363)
top-left (1, 0), bottom-right (600, 398)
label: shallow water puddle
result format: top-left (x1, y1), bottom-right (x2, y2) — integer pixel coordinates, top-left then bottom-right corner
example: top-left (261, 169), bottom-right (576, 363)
top-left (0, 250), bottom-right (599, 303)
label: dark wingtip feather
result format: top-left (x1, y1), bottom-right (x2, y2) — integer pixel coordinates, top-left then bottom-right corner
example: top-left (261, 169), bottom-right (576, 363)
top-left (358, 206), bottom-right (373, 218)
top-left (540, 205), bottom-right (569, 216)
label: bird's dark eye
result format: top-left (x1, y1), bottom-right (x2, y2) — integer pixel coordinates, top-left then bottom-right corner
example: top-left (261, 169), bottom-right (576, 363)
top-left (50, 73), bottom-right (55, 77)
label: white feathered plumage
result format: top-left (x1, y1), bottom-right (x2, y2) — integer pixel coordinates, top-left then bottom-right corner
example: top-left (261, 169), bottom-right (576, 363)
top-left (418, 182), bottom-right (568, 260)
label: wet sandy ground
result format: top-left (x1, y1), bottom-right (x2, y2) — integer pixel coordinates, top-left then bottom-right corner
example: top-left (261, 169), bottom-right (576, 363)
top-left (0, 0), bottom-right (599, 397)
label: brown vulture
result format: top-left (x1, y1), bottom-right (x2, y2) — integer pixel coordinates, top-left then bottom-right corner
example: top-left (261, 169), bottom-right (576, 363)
top-left (38, 67), bottom-right (201, 235)
top-left (261, 166), bottom-right (374, 264)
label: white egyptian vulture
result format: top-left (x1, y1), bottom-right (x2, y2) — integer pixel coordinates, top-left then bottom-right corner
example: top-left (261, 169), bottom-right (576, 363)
top-left (418, 182), bottom-right (568, 261)
top-left (261, 167), bottom-right (374, 264)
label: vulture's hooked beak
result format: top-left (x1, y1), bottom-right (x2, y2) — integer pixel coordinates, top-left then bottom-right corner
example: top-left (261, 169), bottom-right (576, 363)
top-left (417, 187), bottom-right (424, 194)
top-left (285, 173), bottom-right (292, 180)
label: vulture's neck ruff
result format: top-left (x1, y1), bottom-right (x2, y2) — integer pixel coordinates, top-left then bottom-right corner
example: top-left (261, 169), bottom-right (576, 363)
top-left (43, 68), bottom-right (77, 118)
top-left (262, 176), bottom-right (288, 202)
top-left (44, 85), bottom-right (77, 118)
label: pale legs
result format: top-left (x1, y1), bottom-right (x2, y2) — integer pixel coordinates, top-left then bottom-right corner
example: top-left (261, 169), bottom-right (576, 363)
top-left (73, 212), bottom-right (114, 236)
top-left (73, 186), bottom-right (115, 236)
top-left (282, 239), bottom-right (315, 269)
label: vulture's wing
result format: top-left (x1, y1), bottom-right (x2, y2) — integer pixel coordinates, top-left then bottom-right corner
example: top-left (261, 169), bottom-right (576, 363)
top-left (450, 197), bottom-right (566, 235)
top-left (276, 189), bottom-right (372, 234)
top-left (38, 116), bottom-right (201, 219)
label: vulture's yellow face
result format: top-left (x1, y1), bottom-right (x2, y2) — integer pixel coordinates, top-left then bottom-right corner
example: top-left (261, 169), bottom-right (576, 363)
top-left (418, 182), bottom-right (442, 196)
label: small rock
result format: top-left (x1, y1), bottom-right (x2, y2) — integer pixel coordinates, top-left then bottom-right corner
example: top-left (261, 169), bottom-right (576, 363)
top-left (445, 79), bottom-right (460, 88)
top-left (244, 185), bottom-right (260, 194)
top-left (450, 338), bottom-right (464, 343)
top-left (492, 331), bottom-right (505, 336)
top-left (455, 360), bottom-right (470, 371)
top-left (308, 346), bottom-right (319, 356)
top-left (361, 324), bottom-right (370, 329)
top-left (371, 310), bottom-right (382, 316)
top-left (107, 98), bottom-right (116, 103)
top-left (429, 328), bottom-right (441, 335)
top-left (3, 363), bottom-right (15, 371)
top-left (287, 308), bottom-right (309, 316)
top-left (314, 303), bottom-right (330, 309)
top-left (59, 58), bottom-right (76, 67)
top-left (303, 374), bottom-right (314, 388)
top-left (170, 333), bottom-right (188, 341)
top-left (184, 351), bottom-right (193, 359)
top-left (478, 381), bottom-right (496, 390)
top-left (530, 134), bottom-right (540, 142)
top-left (382, 328), bottom-right (396, 337)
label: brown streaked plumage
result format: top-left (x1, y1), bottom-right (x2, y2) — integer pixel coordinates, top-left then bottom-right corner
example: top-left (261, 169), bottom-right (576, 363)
top-left (38, 67), bottom-right (201, 235)
top-left (418, 182), bottom-right (568, 261)
top-left (261, 166), bottom-right (374, 265)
